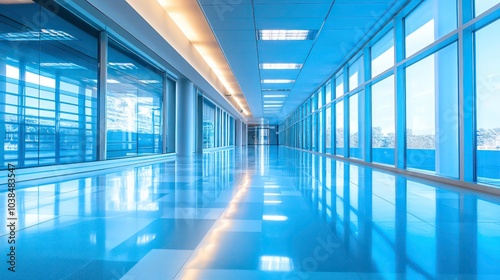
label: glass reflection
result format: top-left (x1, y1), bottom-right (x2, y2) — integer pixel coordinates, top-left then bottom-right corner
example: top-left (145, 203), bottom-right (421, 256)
top-left (284, 147), bottom-right (500, 278)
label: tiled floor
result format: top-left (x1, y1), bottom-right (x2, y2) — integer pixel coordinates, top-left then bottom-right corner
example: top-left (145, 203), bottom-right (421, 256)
top-left (1, 146), bottom-right (500, 279)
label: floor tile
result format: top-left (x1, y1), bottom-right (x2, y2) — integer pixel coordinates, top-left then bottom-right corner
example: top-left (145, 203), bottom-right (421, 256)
top-left (122, 249), bottom-right (192, 280)
top-left (212, 219), bottom-right (262, 232)
top-left (161, 207), bottom-right (225, 219)
top-left (65, 260), bottom-right (136, 280)
top-left (104, 219), bottom-right (215, 261)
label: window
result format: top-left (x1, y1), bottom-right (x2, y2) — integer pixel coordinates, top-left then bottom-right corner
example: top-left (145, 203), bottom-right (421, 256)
top-left (475, 19), bottom-right (500, 185)
top-left (0, 3), bottom-right (98, 168)
top-left (404, 0), bottom-right (457, 58)
top-left (371, 30), bottom-right (394, 78)
top-left (319, 109), bottom-right (323, 153)
top-left (405, 43), bottom-right (458, 178)
top-left (349, 57), bottom-right (363, 91)
top-left (372, 76), bottom-right (395, 165)
top-left (326, 106), bottom-right (332, 154)
top-left (335, 72), bottom-right (344, 98)
top-left (325, 81), bottom-right (332, 103)
top-left (203, 99), bottom-right (216, 148)
top-left (336, 101), bottom-right (344, 156)
top-left (312, 113), bottom-right (317, 151)
top-left (106, 40), bottom-right (163, 159)
top-left (349, 93), bottom-right (361, 159)
top-left (475, 0), bottom-right (500, 16)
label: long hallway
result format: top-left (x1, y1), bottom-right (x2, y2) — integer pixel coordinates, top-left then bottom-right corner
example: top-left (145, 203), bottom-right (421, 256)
top-left (1, 147), bottom-right (500, 279)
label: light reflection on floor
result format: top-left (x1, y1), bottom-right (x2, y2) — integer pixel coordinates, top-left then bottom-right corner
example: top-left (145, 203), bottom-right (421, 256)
top-left (0, 146), bottom-right (499, 279)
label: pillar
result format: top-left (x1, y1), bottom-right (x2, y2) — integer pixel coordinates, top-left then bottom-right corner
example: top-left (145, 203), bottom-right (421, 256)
top-left (235, 119), bottom-right (243, 147)
top-left (176, 78), bottom-right (195, 156)
top-left (97, 31), bottom-right (107, 161)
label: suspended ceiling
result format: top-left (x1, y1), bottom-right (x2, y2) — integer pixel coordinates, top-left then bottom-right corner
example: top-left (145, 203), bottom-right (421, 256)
top-left (198, 0), bottom-right (408, 124)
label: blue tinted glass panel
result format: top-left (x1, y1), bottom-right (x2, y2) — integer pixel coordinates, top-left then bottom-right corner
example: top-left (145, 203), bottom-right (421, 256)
top-left (336, 101), bottom-right (344, 155)
top-left (106, 40), bottom-right (163, 159)
top-left (405, 0), bottom-right (457, 58)
top-left (0, 2), bottom-right (98, 169)
top-left (476, 20), bottom-right (500, 186)
top-left (405, 43), bottom-right (458, 178)
top-left (349, 57), bottom-right (363, 91)
top-left (349, 93), bottom-right (361, 158)
top-left (372, 76), bottom-right (395, 165)
top-left (475, 0), bottom-right (500, 16)
top-left (371, 30), bottom-right (394, 78)
top-left (335, 73), bottom-right (344, 98)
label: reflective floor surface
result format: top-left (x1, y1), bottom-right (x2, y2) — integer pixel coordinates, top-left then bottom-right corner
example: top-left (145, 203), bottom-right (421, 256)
top-left (1, 146), bottom-right (500, 279)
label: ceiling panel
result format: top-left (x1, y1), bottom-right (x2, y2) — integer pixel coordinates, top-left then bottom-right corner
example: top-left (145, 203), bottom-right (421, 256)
top-left (328, 3), bottom-right (393, 18)
top-left (255, 17), bottom-right (324, 30)
top-left (254, 3), bottom-right (331, 18)
top-left (199, 0), bottom-right (408, 123)
top-left (208, 17), bottom-right (254, 30)
top-left (257, 41), bottom-right (313, 62)
top-left (202, 4), bottom-right (253, 19)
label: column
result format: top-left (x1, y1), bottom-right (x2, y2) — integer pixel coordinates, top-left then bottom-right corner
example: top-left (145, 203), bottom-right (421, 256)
top-left (196, 94), bottom-right (203, 153)
top-left (460, 0), bottom-right (475, 182)
top-left (435, 0), bottom-right (459, 178)
top-left (161, 73), bottom-right (168, 154)
top-left (235, 119), bottom-right (243, 147)
top-left (97, 31), bottom-right (108, 161)
top-left (242, 123), bottom-right (248, 146)
top-left (176, 78), bottom-right (195, 156)
top-left (363, 47), bottom-right (372, 162)
top-left (166, 78), bottom-right (176, 153)
top-left (394, 16), bottom-right (406, 169)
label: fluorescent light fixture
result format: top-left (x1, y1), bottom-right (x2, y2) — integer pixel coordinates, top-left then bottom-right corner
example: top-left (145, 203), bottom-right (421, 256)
top-left (260, 63), bottom-right (303, 70)
top-left (261, 79), bottom-right (295, 84)
top-left (263, 94), bottom-right (287, 98)
top-left (107, 79), bottom-right (120, 84)
top-left (108, 62), bottom-right (137, 70)
top-left (0, 29), bottom-right (75, 41)
top-left (264, 101), bottom-right (284, 104)
top-left (262, 89), bottom-right (290, 91)
top-left (264, 105), bottom-right (282, 108)
top-left (264, 185), bottom-right (279, 189)
top-left (40, 62), bottom-right (85, 70)
top-left (263, 215), bottom-right (288, 221)
top-left (258, 30), bottom-right (318, 41)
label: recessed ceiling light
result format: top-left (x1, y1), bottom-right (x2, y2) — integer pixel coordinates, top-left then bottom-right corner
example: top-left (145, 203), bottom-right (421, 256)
top-left (261, 79), bottom-right (295, 84)
top-left (263, 95), bottom-right (287, 98)
top-left (264, 104), bottom-right (282, 108)
top-left (262, 89), bottom-right (290, 91)
top-left (264, 101), bottom-right (284, 104)
top-left (260, 63), bottom-right (303, 70)
top-left (257, 30), bottom-right (318, 41)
